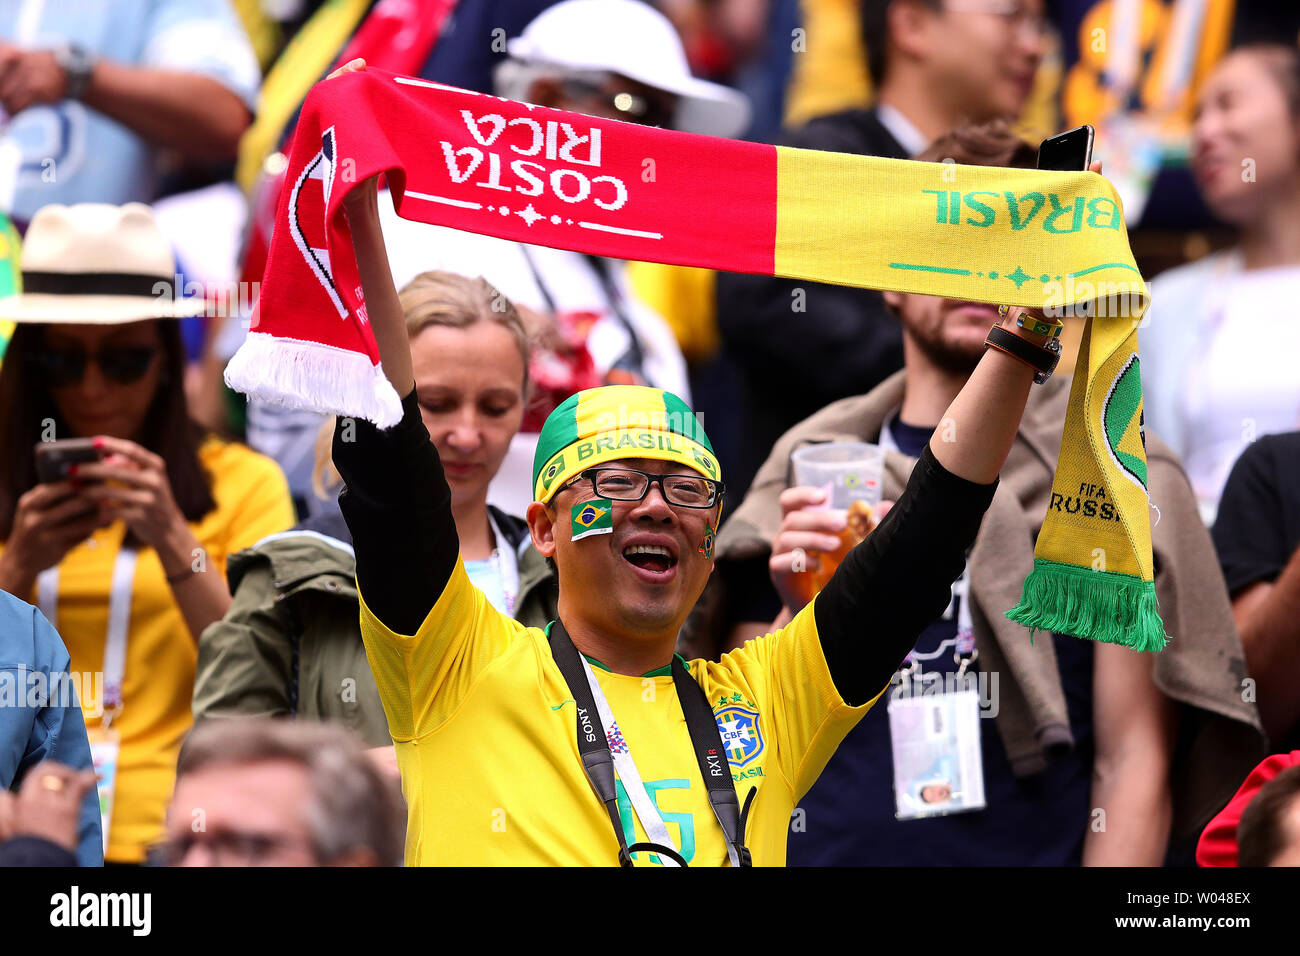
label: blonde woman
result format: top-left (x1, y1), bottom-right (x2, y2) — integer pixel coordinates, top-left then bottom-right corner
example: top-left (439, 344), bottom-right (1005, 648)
top-left (193, 271), bottom-right (559, 745)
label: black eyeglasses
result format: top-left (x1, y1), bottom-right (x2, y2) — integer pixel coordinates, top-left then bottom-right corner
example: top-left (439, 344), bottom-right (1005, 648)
top-left (26, 345), bottom-right (158, 387)
top-left (571, 467), bottom-right (724, 508)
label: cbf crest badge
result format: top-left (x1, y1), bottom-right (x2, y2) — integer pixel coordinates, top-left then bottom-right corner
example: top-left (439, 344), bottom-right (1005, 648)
top-left (714, 703), bottom-right (764, 768)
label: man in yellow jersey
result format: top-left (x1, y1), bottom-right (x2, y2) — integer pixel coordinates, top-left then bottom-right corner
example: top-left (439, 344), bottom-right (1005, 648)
top-left (327, 58), bottom-right (1063, 866)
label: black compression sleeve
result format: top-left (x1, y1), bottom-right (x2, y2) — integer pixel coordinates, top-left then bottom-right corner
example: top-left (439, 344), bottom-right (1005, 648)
top-left (333, 389), bottom-right (460, 635)
top-left (814, 444), bottom-right (997, 705)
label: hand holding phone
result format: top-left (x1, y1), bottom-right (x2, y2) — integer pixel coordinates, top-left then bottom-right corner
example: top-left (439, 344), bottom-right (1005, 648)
top-left (0, 478), bottom-right (112, 595)
top-left (1037, 125), bottom-right (1095, 172)
top-left (34, 438), bottom-right (102, 485)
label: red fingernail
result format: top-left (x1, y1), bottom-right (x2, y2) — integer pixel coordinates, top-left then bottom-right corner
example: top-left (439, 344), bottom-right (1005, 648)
top-left (68, 464), bottom-right (79, 477)
top-left (92, 437), bottom-right (104, 450)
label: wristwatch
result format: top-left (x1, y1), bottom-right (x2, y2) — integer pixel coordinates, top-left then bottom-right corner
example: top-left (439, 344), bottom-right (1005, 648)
top-left (54, 43), bottom-right (95, 101)
top-left (985, 321), bottom-right (1062, 385)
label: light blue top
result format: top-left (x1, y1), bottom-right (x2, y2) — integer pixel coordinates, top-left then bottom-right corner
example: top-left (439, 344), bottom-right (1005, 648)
top-left (0, 0), bottom-right (260, 221)
top-left (464, 556), bottom-right (508, 616)
top-left (0, 589), bottom-right (102, 865)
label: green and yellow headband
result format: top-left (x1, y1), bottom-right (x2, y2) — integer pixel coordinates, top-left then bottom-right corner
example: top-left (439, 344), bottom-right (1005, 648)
top-left (532, 385), bottom-right (719, 504)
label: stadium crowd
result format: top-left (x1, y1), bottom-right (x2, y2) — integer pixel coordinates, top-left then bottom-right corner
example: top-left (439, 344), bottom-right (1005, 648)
top-left (0, 0), bottom-right (1298, 868)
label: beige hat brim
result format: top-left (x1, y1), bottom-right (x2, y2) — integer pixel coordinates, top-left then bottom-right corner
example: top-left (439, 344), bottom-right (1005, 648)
top-left (0, 292), bottom-right (207, 324)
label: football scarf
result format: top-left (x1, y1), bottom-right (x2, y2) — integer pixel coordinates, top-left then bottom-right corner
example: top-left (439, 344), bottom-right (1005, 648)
top-left (226, 67), bottom-right (1163, 649)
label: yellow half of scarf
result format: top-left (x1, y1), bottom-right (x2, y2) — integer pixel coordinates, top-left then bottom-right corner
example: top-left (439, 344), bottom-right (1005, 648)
top-left (770, 152), bottom-right (1161, 649)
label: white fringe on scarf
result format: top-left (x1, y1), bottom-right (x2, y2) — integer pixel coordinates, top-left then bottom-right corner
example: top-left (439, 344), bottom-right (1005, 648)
top-left (223, 331), bottom-right (404, 429)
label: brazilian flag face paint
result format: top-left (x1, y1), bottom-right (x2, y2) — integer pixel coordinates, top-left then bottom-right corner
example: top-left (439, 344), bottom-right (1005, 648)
top-left (570, 499), bottom-right (614, 542)
top-left (698, 521), bottom-right (716, 560)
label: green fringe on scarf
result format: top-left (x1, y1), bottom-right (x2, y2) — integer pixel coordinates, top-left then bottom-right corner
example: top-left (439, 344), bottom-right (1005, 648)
top-left (1006, 559), bottom-right (1167, 652)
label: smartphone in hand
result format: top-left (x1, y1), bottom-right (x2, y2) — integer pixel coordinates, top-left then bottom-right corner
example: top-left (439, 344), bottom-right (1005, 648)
top-left (1037, 125), bottom-right (1095, 172)
top-left (34, 438), bottom-right (102, 485)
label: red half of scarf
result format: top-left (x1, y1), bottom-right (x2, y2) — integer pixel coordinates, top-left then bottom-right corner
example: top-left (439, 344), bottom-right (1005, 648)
top-left (225, 68), bottom-right (776, 426)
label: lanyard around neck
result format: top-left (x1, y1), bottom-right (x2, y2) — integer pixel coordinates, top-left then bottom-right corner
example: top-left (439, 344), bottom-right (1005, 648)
top-left (579, 655), bottom-right (682, 866)
top-left (37, 544), bottom-right (139, 724)
top-left (547, 619), bottom-right (753, 867)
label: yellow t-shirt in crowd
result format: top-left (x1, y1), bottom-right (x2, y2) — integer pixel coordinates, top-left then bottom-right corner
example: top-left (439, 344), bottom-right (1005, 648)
top-left (361, 557), bottom-right (882, 866)
top-left (4, 438), bottom-right (294, 863)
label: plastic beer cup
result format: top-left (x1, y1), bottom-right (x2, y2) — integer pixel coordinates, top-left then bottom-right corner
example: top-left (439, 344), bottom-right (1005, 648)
top-left (789, 442), bottom-right (886, 603)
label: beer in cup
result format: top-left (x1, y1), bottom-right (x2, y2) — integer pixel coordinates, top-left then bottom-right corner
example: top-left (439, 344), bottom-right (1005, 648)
top-left (789, 442), bottom-right (886, 604)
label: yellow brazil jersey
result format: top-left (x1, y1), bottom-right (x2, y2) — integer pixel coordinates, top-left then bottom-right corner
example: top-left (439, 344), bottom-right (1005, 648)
top-left (2, 438), bottom-right (294, 862)
top-left (361, 558), bottom-right (884, 866)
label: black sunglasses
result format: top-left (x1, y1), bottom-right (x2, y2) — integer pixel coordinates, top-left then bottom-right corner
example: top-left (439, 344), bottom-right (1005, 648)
top-left (561, 79), bottom-right (677, 129)
top-left (26, 344), bottom-right (159, 388)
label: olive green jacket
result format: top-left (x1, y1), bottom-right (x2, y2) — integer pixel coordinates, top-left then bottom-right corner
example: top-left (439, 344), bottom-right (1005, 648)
top-left (193, 508), bottom-right (559, 747)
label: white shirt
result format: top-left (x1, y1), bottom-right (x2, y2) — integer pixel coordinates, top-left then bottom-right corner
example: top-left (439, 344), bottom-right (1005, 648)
top-left (1143, 252), bottom-right (1300, 523)
top-left (875, 103), bottom-right (929, 157)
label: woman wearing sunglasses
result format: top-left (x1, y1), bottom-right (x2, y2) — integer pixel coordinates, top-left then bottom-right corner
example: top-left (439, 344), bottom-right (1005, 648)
top-left (0, 203), bottom-right (295, 864)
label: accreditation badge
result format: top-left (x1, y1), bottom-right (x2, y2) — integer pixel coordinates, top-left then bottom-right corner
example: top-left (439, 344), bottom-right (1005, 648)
top-left (886, 679), bottom-right (986, 821)
top-left (87, 726), bottom-right (120, 854)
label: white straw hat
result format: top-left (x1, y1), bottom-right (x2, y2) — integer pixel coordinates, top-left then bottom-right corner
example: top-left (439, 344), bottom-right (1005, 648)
top-left (505, 0), bottom-right (752, 139)
top-left (0, 202), bottom-right (204, 324)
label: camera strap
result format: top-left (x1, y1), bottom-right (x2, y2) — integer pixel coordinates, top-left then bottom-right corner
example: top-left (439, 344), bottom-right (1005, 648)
top-left (547, 619), bottom-right (753, 867)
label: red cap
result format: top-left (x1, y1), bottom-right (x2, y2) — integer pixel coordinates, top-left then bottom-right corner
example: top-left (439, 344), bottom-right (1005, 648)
top-left (1197, 750), bottom-right (1300, 866)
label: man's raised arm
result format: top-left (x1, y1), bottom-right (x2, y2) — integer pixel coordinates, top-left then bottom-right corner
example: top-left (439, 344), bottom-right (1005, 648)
top-left (328, 61), bottom-right (457, 636)
top-left (814, 310), bottom-right (1043, 704)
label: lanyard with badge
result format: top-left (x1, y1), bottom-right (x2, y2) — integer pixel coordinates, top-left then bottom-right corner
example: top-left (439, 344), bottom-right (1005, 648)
top-left (547, 618), bottom-right (754, 867)
top-left (37, 546), bottom-right (137, 854)
top-left (879, 412), bottom-right (987, 821)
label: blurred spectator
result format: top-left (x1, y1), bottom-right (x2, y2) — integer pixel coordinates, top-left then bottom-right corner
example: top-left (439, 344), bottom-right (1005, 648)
top-left (1198, 750), bottom-right (1300, 866)
top-left (693, 122), bottom-right (1265, 867)
top-left (417, 0), bottom-right (559, 95)
top-left (1141, 45), bottom-right (1300, 523)
top-left (657, 0), bottom-right (796, 143)
top-left (194, 272), bottom-right (559, 745)
top-left (0, 760), bottom-right (99, 867)
top-left (0, 207), bottom-right (20, 359)
top-left (1239, 764), bottom-right (1300, 866)
top-left (0, 0), bottom-right (259, 224)
top-left (783, 0), bottom-right (873, 127)
top-left (0, 203), bottom-right (293, 863)
top-left (157, 719), bottom-right (404, 866)
top-left (715, 0), bottom-right (1048, 497)
top-left (0, 590), bottom-right (101, 866)
top-left (1053, 0), bottom-right (1233, 227)
top-left (237, 0), bottom-right (464, 194)
top-left (1212, 432), bottom-right (1300, 749)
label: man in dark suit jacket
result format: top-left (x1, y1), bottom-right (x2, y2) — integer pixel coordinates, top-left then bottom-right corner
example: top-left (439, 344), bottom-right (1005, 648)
top-left (716, 0), bottom-right (1049, 498)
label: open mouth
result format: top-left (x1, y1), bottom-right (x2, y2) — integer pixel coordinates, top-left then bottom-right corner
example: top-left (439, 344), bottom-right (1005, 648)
top-left (622, 543), bottom-right (678, 576)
